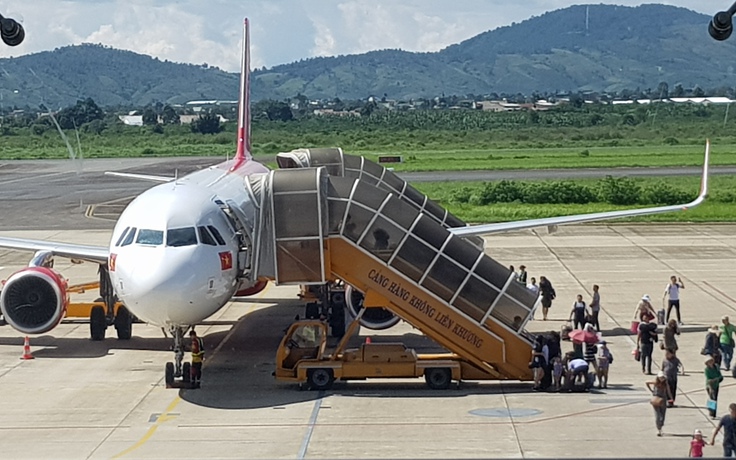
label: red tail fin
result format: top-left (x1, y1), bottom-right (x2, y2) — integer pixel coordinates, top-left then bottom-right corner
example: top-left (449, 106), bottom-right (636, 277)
top-left (233, 18), bottom-right (251, 166)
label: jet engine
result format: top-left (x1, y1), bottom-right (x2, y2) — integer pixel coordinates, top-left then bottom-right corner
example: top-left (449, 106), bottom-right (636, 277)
top-left (345, 284), bottom-right (400, 330)
top-left (0, 267), bottom-right (68, 334)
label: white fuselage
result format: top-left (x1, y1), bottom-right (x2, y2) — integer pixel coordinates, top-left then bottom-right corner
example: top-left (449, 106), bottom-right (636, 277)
top-left (108, 159), bottom-right (268, 327)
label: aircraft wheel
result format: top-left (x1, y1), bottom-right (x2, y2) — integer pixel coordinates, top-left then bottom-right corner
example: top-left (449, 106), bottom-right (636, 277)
top-left (90, 306), bottom-right (106, 341)
top-left (114, 306), bottom-right (133, 340)
top-left (165, 362), bottom-right (174, 387)
top-left (425, 368), bottom-right (452, 390)
top-left (307, 368), bottom-right (334, 391)
top-left (183, 362), bottom-right (191, 384)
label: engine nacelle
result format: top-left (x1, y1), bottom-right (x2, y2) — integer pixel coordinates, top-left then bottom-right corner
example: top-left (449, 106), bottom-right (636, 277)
top-left (0, 267), bottom-right (69, 334)
top-left (345, 284), bottom-right (400, 330)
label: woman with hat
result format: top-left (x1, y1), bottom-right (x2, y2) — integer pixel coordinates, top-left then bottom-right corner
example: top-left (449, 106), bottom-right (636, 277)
top-left (705, 355), bottom-right (724, 419)
top-left (646, 370), bottom-right (673, 436)
top-left (634, 294), bottom-right (656, 322)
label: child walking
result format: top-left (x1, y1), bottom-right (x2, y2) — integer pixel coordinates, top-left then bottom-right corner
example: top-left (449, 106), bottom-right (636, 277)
top-left (689, 429), bottom-right (705, 457)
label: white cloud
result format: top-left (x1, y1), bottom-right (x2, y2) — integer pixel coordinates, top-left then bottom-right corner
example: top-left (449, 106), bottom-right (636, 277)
top-left (0, 0), bottom-right (729, 71)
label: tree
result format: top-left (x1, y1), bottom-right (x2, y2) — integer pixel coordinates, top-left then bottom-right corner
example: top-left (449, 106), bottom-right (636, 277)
top-left (142, 108), bottom-right (158, 125)
top-left (161, 105), bottom-right (180, 125)
top-left (56, 98), bottom-right (104, 130)
top-left (656, 81), bottom-right (669, 100)
top-left (693, 86), bottom-right (705, 97)
top-left (190, 112), bottom-right (221, 134)
top-left (672, 84), bottom-right (685, 98)
top-left (253, 100), bottom-right (294, 122)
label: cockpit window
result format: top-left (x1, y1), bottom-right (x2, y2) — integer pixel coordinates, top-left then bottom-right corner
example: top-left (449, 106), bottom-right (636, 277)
top-left (136, 229), bottom-right (164, 245)
top-left (198, 226), bottom-right (217, 246)
top-left (115, 227), bottom-right (131, 247)
top-left (167, 227), bottom-right (197, 247)
top-left (121, 227), bottom-right (137, 247)
top-left (207, 225), bottom-right (226, 245)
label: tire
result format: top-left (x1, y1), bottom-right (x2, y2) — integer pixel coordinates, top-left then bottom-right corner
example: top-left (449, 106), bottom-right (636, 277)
top-left (90, 306), bottom-right (106, 341)
top-left (425, 368), bottom-right (452, 390)
top-left (114, 306), bottom-right (133, 340)
top-left (165, 362), bottom-right (174, 387)
top-left (307, 368), bottom-right (334, 391)
top-left (182, 362), bottom-right (191, 384)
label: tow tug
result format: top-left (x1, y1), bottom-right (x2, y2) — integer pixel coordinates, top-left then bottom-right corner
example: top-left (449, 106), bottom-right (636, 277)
top-left (274, 310), bottom-right (497, 390)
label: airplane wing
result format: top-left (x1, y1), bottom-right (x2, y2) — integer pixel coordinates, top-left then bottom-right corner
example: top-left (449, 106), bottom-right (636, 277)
top-left (104, 172), bottom-right (174, 182)
top-left (449, 140), bottom-right (710, 238)
top-left (0, 237), bottom-right (109, 264)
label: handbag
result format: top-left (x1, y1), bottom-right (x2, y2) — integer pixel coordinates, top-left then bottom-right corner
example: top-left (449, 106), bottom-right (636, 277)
top-left (650, 396), bottom-right (665, 407)
top-left (632, 348), bottom-right (641, 361)
top-left (707, 398), bottom-right (718, 412)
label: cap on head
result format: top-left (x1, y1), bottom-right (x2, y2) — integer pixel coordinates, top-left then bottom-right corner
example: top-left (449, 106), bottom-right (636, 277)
top-left (641, 294), bottom-right (651, 302)
top-left (657, 370), bottom-right (665, 379)
top-left (694, 429), bottom-right (702, 435)
top-left (705, 356), bottom-right (715, 364)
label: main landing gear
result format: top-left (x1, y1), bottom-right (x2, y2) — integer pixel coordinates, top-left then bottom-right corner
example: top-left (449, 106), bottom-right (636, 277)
top-left (164, 326), bottom-right (191, 389)
top-left (90, 265), bottom-right (133, 341)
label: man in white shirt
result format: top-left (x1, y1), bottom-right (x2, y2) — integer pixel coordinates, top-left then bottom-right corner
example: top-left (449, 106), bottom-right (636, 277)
top-left (527, 277), bottom-right (540, 296)
top-left (663, 275), bottom-right (685, 325)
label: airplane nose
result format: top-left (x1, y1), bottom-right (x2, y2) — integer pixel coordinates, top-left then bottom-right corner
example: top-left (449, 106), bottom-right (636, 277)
top-left (113, 247), bottom-right (230, 326)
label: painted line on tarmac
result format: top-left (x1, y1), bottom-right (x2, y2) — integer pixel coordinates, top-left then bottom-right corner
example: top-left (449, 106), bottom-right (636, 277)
top-left (111, 396), bottom-right (183, 459)
top-left (109, 284), bottom-right (272, 458)
top-left (298, 391), bottom-right (325, 460)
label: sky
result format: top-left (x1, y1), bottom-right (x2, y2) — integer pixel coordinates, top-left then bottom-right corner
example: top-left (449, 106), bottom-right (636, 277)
top-left (0, 1), bottom-right (728, 72)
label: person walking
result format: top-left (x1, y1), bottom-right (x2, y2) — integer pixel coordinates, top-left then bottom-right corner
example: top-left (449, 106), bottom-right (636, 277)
top-left (663, 319), bottom-right (680, 355)
top-left (517, 265), bottom-right (528, 285)
top-left (527, 277), bottom-right (539, 297)
top-left (569, 294), bottom-right (588, 330)
top-left (663, 275), bottom-right (685, 324)
top-left (706, 355), bottom-right (724, 419)
top-left (634, 294), bottom-right (656, 322)
top-left (590, 284), bottom-right (601, 332)
top-left (690, 429), bottom-right (706, 457)
top-left (539, 276), bottom-right (556, 321)
top-left (721, 316), bottom-right (736, 371)
top-left (638, 317), bottom-right (658, 375)
top-left (661, 349), bottom-right (683, 407)
top-left (703, 325), bottom-right (723, 368)
top-left (190, 329), bottom-right (205, 388)
top-left (711, 403), bottom-right (736, 457)
top-left (646, 371), bottom-right (673, 437)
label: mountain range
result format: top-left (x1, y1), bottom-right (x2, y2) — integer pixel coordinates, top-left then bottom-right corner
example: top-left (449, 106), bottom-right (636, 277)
top-left (1, 4), bottom-right (735, 108)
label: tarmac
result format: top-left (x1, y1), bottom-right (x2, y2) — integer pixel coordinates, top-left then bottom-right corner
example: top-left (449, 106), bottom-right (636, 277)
top-left (1, 223), bottom-right (735, 459)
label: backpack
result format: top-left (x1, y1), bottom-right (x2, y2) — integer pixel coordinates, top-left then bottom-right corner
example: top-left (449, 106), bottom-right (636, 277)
top-left (608, 351), bottom-right (613, 363)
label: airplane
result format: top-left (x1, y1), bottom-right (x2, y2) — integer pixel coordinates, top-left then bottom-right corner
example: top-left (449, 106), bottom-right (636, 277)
top-left (0, 19), bottom-right (710, 386)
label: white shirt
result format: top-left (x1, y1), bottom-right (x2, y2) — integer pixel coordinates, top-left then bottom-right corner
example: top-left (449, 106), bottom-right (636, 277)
top-left (527, 283), bottom-right (539, 296)
top-left (665, 283), bottom-right (681, 301)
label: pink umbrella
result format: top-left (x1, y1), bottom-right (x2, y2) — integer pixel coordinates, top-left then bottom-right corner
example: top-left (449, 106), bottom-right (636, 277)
top-left (568, 329), bottom-right (599, 344)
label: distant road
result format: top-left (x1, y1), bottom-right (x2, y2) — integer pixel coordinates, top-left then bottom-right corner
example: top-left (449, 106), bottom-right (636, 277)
top-left (0, 159), bottom-right (726, 231)
top-left (400, 166), bottom-right (729, 182)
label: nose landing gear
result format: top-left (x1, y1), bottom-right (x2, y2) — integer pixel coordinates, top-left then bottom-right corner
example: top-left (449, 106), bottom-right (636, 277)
top-left (164, 326), bottom-right (192, 388)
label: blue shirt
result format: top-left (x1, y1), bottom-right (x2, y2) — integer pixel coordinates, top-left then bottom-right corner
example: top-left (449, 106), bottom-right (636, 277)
top-left (719, 415), bottom-right (736, 446)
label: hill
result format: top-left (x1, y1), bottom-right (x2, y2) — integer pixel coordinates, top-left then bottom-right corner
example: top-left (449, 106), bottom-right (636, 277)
top-left (1, 4), bottom-right (735, 107)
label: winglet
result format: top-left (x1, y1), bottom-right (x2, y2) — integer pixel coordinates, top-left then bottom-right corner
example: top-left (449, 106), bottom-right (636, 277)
top-left (232, 18), bottom-right (251, 170)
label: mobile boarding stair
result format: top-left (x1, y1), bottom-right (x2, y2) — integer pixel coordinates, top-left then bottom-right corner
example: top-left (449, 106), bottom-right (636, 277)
top-left (244, 163), bottom-right (538, 381)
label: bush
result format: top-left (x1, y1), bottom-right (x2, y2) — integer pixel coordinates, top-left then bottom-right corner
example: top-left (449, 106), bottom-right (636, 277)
top-left (579, 149), bottom-right (590, 157)
top-left (478, 180), bottom-right (524, 204)
top-left (663, 137), bottom-right (679, 145)
top-left (523, 181), bottom-right (598, 204)
top-left (597, 176), bottom-right (641, 205)
top-left (640, 181), bottom-right (692, 204)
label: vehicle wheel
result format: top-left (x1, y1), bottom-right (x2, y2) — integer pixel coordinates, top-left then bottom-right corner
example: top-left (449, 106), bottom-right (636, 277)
top-left (165, 362), bottom-right (174, 387)
top-left (425, 368), bottom-right (452, 390)
top-left (182, 362), bottom-right (191, 384)
top-left (90, 306), bottom-right (106, 341)
top-left (307, 368), bottom-right (334, 391)
top-left (114, 306), bottom-right (133, 340)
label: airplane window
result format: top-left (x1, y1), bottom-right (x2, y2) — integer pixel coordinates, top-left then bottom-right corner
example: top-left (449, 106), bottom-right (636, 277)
top-left (121, 227), bottom-right (137, 247)
top-left (136, 229), bottom-right (164, 245)
top-left (167, 227), bottom-right (197, 247)
top-left (207, 225), bottom-right (226, 245)
top-left (115, 227), bottom-right (130, 247)
top-left (198, 226), bottom-right (217, 246)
